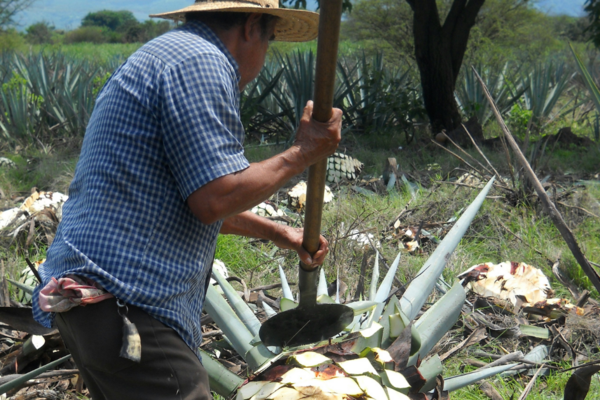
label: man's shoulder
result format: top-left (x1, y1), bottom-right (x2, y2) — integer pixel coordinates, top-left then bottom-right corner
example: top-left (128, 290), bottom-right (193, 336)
top-left (137, 23), bottom-right (233, 72)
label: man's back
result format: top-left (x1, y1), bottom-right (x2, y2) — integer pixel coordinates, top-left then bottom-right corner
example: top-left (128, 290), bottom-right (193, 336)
top-left (33, 21), bottom-right (249, 356)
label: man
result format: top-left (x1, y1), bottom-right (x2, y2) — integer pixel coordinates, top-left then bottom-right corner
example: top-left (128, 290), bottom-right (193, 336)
top-left (32, 1), bottom-right (342, 399)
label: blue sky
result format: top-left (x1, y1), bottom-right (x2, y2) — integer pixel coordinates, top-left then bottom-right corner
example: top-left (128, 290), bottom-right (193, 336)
top-left (15, 0), bottom-right (586, 31)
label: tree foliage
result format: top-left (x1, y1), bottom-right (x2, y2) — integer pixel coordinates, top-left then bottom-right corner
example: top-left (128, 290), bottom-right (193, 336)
top-left (82, 10), bottom-right (137, 32)
top-left (25, 21), bottom-right (54, 44)
top-left (585, 0), bottom-right (600, 46)
top-left (65, 10), bottom-right (172, 44)
top-left (0, 0), bottom-right (35, 29)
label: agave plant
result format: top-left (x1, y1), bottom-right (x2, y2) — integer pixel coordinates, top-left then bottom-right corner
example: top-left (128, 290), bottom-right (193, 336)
top-left (570, 43), bottom-right (600, 142)
top-left (455, 63), bottom-right (525, 127)
top-left (521, 62), bottom-right (575, 137)
top-left (201, 178), bottom-right (533, 399)
top-left (0, 51), bottom-right (107, 144)
top-left (337, 52), bottom-right (419, 136)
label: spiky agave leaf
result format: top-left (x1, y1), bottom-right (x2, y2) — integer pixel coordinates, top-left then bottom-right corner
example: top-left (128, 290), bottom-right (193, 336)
top-left (399, 178), bottom-right (495, 320)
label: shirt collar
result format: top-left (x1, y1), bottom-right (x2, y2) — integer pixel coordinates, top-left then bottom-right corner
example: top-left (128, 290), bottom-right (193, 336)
top-left (183, 21), bottom-right (241, 83)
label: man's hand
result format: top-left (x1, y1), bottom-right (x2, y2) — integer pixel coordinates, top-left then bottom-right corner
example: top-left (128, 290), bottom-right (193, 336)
top-left (293, 101), bottom-right (343, 166)
top-left (271, 225), bottom-right (329, 267)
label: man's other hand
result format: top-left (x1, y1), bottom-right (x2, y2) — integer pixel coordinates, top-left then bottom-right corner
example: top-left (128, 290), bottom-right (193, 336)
top-left (272, 225), bottom-right (329, 267)
top-left (293, 100), bottom-right (342, 166)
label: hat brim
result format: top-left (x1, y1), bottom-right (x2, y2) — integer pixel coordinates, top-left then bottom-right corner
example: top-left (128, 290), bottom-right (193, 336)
top-left (150, 6), bottom-right (319, 42)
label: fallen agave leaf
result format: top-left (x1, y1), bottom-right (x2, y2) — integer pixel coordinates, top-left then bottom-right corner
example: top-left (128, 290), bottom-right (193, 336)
top-left (251, 202), bottom-right (284, 218)
top-left (287, 181), bottom-right (333, 211)
top-left (458, 261), bottom-right (553, 306)
top-left (288, 352), bottom-right (332, 368)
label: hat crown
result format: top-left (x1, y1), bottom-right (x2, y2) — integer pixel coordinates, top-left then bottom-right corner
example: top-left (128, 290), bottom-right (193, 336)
top-left (194, 0), bottom-right (278, 8)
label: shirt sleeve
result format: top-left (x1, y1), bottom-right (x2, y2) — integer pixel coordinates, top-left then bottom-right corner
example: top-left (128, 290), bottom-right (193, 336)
top-left (160, 52), bottom-right (249, 200)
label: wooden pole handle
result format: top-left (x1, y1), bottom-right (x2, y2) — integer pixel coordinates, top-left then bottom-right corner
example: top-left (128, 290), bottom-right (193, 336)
top-left (301, 0), bottom-right (344, 271)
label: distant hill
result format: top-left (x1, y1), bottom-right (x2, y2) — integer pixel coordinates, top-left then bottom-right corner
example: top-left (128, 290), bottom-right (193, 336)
top-left (14, 0), bottom-right (586, 31)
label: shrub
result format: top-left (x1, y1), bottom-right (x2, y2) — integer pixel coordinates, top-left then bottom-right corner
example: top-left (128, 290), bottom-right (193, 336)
top-left (0, 29), bottom-right (26, 52)
top-left (25, 21), bottom-right (55, 45)
top-left (64, 26), bottom-right (106, 44)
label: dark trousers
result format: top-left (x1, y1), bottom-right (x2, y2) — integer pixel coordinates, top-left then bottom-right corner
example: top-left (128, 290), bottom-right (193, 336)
top-left (55, 298), bottom-right (212, 400)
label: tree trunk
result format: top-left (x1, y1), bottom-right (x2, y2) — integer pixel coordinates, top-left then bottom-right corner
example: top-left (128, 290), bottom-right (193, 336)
top-left (406, 0), bottom-right (485, 133)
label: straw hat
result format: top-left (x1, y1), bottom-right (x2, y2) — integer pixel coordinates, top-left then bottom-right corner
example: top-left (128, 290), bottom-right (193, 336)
top-left (150, 0), bottom-right (319, 42)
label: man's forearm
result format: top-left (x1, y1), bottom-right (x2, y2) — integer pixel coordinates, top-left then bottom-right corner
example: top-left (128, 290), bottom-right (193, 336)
top-left (187, 146), bottom-right (307, 225)
top-left (220, 210), bottom-right (283, 241)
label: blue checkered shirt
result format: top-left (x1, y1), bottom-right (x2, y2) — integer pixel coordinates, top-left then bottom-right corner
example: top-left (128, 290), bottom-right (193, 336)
top-left (32, 21), bottom-right (249, 358)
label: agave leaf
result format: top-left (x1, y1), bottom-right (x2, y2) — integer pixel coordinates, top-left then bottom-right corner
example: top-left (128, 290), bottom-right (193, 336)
top-left (407, 282), bottom-right (466, 366)
top-left (375, 253), bottom-right (401, 303)
top-left (519, 324), bottom-right (550, 339)
top-left (379, 295), bottom-right (401, 346)
top-left (501, 345), bottom-right (549, 377)
top-left (369, 254), bottom-right (380, 302)
top-left (280, 298), bottom-right (299, 311)
top-left (317, 294), bottom-right (335, 304)
top-left (0, 307), bottom-right (55, 335)
top-left (288, 351), bottom-right (332, 368)
top-left (236, 381), bottom-right (268, 400)
top-left (0, 354), bottom-right (71, 395)
top-left (443, 363), bottom-right (519, 392)
top-left (278, 264), bottom-right (294, 300)
top-left (6, 278), bottom-right (34, 295)
top-left (199, 349), bottom-right (244, 398)
top-left (355, 375), bottom-right (387, 399)
top-left (345, 301), bottom-right (379, 316)
top-left (400, 178), bottom-right (495, 321)
top-left (212, 268), bottom-right (261, 337)
top-left (317, 268), bottom-right (328, 296)
top-left (262, 301), bottom-right (277, 318)
top-left (380, 369), bottom-right (411, 394)
top-left (204, 284), bottom-right (274, 371)
top-left (570, 43), bottom-right (600, 114)
top-left (337, 358), bottom-right (379, 376)
top-left (418, 355), bottom-right (443, 393)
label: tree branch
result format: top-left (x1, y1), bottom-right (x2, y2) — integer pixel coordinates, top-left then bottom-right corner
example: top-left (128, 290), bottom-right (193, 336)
top-left (443, 0), bottom-right (468, 33)
top-left (447, 0), bottom-right (486, 79)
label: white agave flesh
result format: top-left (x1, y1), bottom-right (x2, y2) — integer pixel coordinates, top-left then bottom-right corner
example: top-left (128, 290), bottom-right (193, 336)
top-left (337, 358), bottom-right (378, 376)
top-left (385, 387), bottom-right (410, 400)
top-left (237, 382), bottom-right (269, 400)
top-left (317, 294), bottom-right (335, 304)
top-left (280, 368), bottom-right (315, 384)
top-left (360, 322), bottom-right (383, 338)
top-left (294, 386), bottom-right (346, 400)
top-left (294, 377), bottom-right (363, 396)
top-left (380, 370), bottom-right (411, 391)
top-left (288, 351), bottom-right (332, 368)
top-left (250, 382), bottom-right (283, 400)
top-left (267, 387), bottom-right (302, 400)
top-left (355, 376), bottom-right (388, 400)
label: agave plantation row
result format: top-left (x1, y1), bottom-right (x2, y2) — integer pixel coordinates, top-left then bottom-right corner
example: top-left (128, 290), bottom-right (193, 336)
top-left (0, 49), bottom-right (594, 146)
